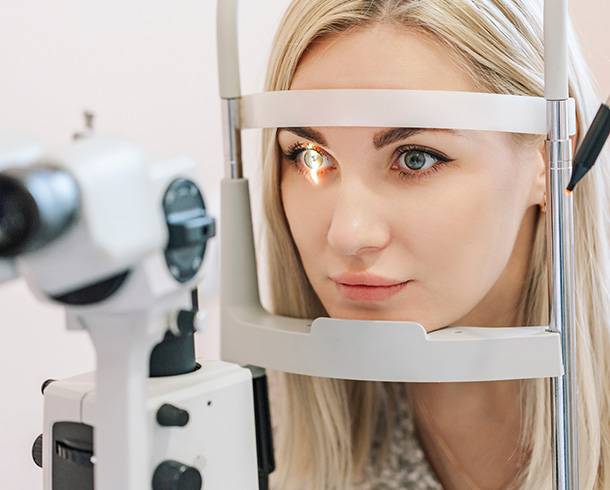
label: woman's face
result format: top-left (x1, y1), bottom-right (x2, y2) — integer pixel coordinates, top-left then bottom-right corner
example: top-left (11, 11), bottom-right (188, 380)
top-left (278, 24), bottom-right (546, 332)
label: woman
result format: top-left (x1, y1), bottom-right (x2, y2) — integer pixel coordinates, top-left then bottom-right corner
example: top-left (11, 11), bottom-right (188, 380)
top-left (259, 1), bottom-right (610, 488)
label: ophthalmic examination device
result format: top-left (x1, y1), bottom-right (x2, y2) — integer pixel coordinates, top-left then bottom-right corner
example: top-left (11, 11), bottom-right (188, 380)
top-left (0, 134), bottom-right (269, 490)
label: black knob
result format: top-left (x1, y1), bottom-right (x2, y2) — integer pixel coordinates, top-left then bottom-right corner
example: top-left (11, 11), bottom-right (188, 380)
top-left (167, 215), bottom-right (215, 249)
top-left (32, 434), bottom-right (43, 468)
top-left (156, 404), bottom-right (190, 427)
top-left (163, 178), bottom-right (215, 283)
top-left (152, 460), bottom-right (202, 490)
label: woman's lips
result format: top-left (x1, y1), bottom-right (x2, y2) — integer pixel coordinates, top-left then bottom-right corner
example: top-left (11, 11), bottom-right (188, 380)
top-left (330, 273), bottom-right (410, 301)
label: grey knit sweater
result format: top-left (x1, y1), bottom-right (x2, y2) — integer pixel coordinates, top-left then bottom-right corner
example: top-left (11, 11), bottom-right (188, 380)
top-left (354, 399), bottom-right (444, 490)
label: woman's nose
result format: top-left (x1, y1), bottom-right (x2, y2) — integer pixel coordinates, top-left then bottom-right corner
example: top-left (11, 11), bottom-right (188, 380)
top-left (326, 185), bottom-right (390, 256)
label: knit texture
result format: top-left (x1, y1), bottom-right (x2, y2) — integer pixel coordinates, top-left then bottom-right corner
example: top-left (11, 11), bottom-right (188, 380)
top-left (354, 399), bottom-right (443, 490)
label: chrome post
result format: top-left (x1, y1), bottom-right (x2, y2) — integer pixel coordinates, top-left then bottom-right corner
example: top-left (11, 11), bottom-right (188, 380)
top-left (221, 97), bottom-right (243, 179)
top-left (546, 99), bottom-right (579, 490)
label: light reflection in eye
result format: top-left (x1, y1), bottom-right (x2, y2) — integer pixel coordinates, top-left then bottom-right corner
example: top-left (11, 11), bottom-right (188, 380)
top-left (283, 142), bottom-right (333, 185)
top-left (303, 146), bottom-right (325, 184)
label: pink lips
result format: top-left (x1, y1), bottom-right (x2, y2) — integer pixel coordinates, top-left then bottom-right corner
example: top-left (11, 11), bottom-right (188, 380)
top-left (330, 272), bottom-right (410, 301)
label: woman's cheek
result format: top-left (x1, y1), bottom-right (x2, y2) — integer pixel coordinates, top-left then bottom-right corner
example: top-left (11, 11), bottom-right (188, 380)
top-left (403, 185), bottom-right (505, 305)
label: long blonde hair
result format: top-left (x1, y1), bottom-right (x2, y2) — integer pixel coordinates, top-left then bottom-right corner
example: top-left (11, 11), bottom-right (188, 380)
top-left (260, 1), bottom-right (610, 488)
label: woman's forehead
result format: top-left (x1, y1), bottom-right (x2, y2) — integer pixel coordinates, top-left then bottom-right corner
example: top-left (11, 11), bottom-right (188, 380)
top-left (290, 23), bottom-right (477, 92)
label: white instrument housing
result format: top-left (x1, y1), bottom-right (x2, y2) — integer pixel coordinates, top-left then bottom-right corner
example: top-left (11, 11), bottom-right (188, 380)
top-left (42, 360), bottom-right (258, 490)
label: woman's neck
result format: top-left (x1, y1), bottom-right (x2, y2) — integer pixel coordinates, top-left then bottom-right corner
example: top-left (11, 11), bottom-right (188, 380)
top-left (407, 380), bottom-right (527, 490)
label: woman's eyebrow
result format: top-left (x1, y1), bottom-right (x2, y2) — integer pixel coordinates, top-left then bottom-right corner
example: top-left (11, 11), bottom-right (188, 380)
top-left (278, 127), bottom-right (328, 146)
top-left (278, 127), bottom-right (462, 149)
top-left (373, 128), bottom-right (462, 149)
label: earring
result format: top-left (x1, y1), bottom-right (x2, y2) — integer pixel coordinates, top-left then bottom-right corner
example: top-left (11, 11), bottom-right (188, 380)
top-left (540, 193), bottom-right (547, 213)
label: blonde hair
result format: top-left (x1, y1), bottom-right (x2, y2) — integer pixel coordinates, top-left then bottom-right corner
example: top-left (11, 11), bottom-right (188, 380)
top-left (260, 1), bottom-right (610, 488)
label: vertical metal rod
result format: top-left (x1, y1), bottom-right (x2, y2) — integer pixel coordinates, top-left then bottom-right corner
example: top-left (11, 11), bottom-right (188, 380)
top-left (222, 97), bottom-right (243, 179)
top-left (217, 0), bottom-right (243, 179)
top-left (546, 99), bottom-right (579, 490)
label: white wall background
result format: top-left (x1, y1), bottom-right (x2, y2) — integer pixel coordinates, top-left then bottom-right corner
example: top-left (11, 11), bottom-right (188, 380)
top-left (0, 1), bottom-right (607, 489)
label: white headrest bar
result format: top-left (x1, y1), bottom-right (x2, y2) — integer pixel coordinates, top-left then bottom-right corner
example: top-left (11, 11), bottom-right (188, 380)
top-left (241, 89), bottom-right (577, 135)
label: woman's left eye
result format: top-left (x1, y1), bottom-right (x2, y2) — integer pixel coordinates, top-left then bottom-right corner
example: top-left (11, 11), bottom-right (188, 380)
top-left (393, 146), bottom-right (450, 180)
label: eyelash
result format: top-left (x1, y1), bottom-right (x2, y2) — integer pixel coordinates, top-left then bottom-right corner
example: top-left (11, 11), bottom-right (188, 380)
top-left (282, 142), bottom-right (453, 182)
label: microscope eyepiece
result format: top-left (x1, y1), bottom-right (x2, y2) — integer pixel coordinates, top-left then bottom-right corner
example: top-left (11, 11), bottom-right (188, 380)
top-left (0, 165), bottom-right (80, 257)
top-left (0, 176), bottom-right (37, 255)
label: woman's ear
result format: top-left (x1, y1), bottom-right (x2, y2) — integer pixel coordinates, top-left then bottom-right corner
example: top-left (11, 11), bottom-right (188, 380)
top-left (532, 129), bottom-right (578, 210)
top-left (532, 137), bottom-right (547, 208)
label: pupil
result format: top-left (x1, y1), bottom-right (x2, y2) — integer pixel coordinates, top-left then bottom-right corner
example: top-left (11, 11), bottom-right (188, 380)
top-left (304, 150), bottom-right (322, 169)
top-left (406, 151), bottom-right (426, 170)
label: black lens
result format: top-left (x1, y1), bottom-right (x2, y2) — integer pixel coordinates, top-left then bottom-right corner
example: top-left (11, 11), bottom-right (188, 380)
top-left (0, 166), bottom-right (79, 257)
top-left (0, 177), bottom-right (38, 256)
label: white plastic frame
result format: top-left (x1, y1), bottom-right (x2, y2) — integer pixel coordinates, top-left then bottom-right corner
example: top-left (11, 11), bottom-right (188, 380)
top-left (241, 89), bottom-right (577, 135)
